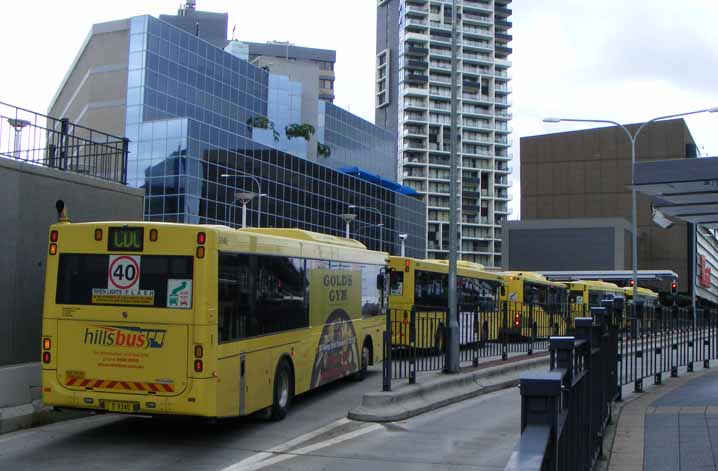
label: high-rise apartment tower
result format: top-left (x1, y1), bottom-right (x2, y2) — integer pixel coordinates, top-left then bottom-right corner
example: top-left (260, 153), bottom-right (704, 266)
top-left (376, 0), bottom-right (512, 267)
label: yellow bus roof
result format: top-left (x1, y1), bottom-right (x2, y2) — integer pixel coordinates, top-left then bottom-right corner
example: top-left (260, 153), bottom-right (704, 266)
top-left (239, 228), bottom-right (368, 249)
top-left (623, 286), bottom-right (659, 298)
top-left (499, 271), bottom-right (567, 289)
top-left (388, 256), bottom-right (502, 282)
top-left (52, 222), bottom-right (385, 262)
top-left (569, 280), bottom-right (623, 292)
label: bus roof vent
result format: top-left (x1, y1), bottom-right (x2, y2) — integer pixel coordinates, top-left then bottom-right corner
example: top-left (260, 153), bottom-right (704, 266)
top-left (239, 228), bottom-right (368, 249)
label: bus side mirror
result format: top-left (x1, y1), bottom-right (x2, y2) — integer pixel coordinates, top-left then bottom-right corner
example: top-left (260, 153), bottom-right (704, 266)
top-left (377, 273), bottom-right (385, 291)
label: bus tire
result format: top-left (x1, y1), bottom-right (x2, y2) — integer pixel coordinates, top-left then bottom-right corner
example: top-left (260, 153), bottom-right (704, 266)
top-left (352, 339), bottom-right (371, 381)
top-left (270, 359), bottom-right (293, 421)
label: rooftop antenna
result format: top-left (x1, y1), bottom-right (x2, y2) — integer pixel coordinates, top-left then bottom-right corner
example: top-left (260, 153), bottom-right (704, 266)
top-left (231, 25), bottom-right (236, 41)
top-left (195, 20), bottom-right (200, 36)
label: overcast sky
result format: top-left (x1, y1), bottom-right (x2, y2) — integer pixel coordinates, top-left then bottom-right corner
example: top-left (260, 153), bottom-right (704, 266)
top-left (1, 0), bottom-right (717, 218)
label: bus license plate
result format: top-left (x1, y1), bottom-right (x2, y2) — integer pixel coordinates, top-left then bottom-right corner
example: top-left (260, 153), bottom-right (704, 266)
top-left (105, 400), bottom-right (139, 413)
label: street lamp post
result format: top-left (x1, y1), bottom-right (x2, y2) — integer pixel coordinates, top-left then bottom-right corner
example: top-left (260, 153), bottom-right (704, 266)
top-left (234, 192), bottom-right (266, 228)
top-left (399, 234), bottom-right (408, 257)
top-left (544, 107), bottom-right (718, 322)
top-left (340, 214), bottom-right (357, 238)
top-left (348, 205), bottom-right (384, 252)
top-left (220, 171), bottom-right (263, 227)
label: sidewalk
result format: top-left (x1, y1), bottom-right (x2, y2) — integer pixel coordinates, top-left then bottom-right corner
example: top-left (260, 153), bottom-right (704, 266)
top-left (349, 351), bottom-right (549, 422)
top-left (606, 365), bottom-right (718, 470)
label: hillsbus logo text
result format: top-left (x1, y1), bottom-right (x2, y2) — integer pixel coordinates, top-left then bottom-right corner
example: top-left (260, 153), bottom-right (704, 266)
top-left (83, 325), bottom-right (166, 349)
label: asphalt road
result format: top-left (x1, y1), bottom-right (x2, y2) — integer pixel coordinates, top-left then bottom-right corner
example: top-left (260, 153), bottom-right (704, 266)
top-left (0, 365), bottom-right (521, 471)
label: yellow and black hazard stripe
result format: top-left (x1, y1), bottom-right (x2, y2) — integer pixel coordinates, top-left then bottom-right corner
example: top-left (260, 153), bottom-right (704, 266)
top-left (65, 377), bottom-right (174, 393)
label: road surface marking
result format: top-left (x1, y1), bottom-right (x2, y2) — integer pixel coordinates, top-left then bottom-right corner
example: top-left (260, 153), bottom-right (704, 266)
top-left (221, 421), bottom-right (381, 471)
top-left (221, 417), bottom-right (350, 469)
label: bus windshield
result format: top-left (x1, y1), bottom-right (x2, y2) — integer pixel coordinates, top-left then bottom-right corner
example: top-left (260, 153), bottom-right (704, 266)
top-left (55, 254), bottom-right (194, 308)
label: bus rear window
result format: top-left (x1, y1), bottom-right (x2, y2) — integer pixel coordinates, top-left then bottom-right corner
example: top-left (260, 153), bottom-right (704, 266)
top-left (56, 254), bottom-right (193, 308)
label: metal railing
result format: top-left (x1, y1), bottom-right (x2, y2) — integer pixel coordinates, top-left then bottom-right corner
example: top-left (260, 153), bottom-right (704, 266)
top-left (382, 301), bottom-right (571, 391)
top-left (0, 101), bottom-right (129, 184)
top-left (505, 300), bottom-right (718, 471)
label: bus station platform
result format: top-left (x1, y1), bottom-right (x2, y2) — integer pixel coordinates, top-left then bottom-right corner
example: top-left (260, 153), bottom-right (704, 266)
top-left (606, 365), bottom-right (718, 471)
top-left (349, 352), bottom-right (549, 422)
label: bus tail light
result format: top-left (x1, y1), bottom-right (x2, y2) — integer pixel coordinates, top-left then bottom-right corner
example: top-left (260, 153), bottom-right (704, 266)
top-left (50, 230), bottom-right (59, 242)
top-left (150, 229), bottom-right (158, 241)
top-left (49, 244), bottom-right (57, 255)
top-left (43, 338), bottom-right (51, 350)
top-left (197, 232), bottom-right (206, 244)
top-left (196, 246), bottom-right (205, 258)
top-left (194, 359), bottom-right (203, 372)
top-left (94, 228), bottom-right (103, 241)
top-left (404, 259), bottom-right (411, 272)
top-left (514, 314), bottom-right (520, 327)
top-left (42, 352), bottom-right (51, 363)
top-left (194, 345), bottom-right (203, 358)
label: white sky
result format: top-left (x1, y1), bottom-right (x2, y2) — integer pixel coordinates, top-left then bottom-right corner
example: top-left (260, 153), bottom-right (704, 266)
top-left (1, 0), bottom-right (717, 218)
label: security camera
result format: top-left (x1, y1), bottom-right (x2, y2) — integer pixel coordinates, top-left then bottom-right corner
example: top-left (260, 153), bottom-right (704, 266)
top-left (652, 207), bottom-right (674, 229)
top-left (398, 233), bottom-right (408, 240)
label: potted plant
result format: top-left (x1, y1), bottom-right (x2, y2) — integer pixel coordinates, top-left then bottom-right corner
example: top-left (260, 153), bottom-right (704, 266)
top-left (285, 123), bottom-right (315, 141)
top-left (317, 142), bottom-right (331, 158)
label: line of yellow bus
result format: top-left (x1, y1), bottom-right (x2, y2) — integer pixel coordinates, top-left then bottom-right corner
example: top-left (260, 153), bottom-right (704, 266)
top-left (41, 220), bottom-right (659, 420)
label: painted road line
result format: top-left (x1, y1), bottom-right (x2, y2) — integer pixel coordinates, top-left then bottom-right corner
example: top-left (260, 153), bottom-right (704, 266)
top-left (221, 417), bottom-right (351, 469)
top-left (222, 422), bottom-right (383, 471)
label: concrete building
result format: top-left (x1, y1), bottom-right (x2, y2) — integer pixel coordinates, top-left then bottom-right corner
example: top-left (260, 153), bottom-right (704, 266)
top-left (376, 0), bottom-right (513, 266)
top-left (513, 118), bottom-right (703, 296)
top-left (49, 15), bottom-right (425, 256)
top-left (245, 41), bottom-right (336, 103)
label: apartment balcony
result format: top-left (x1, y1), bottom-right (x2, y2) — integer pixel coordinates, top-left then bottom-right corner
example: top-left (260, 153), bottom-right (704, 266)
top-left (461, 94), bottom-right (493, 106)
top-left (402, 85), bottom-right (429, 96)
top-left (461, 25), bottom-right (493, 40)
top-left (463, 12), bottom-right (492, 25)
top-left (495, 110), bottom-right (512, 120)
top-left (494, 137), bottom-right (512, 146)
top-left (463, 40), bottom-right (493, 52)
top-left (429, 47), bottom-right (452, 59)
top-left (405, 45), bottom-right (429, 57)
top-left (405, 73), bottom-right (429, 85)
top-left (429, 142), bottom-right (451, 153)
top-left (461, 53), bottom-right (494, 66)
top-left (494, 125), bottom-right (512, 134)
top-left (406, 5), bottom-right (429, 15)
top-left (403, 140), bottom-right (427, 151)
top-left (429, 20), bottom-right (451, 31)
top-left (494, 84), bottom-right (512, 94)
top-left (495, 6), bottom-right (512, 18)
top-left (463, 0), bottom-right (493, 11)
top-left (430, 34), bottom-right (452, 46)
top-left (406, 32), bottom-right (429, 43)
top-left (405, 18), bottom-right (428, 28)
top-left (496, 32), bottom-right (513, 42)
top-left (494, 58), bottom-right (512, 68)
top-left (403, 126), bottom-right (426, 137)
top-left (496, 19), bottom-right (512, 29)
top-left (406, 59), bottom-right (429, 70)
top-left (462, 80), bottom-right (480, 91)
top-left (496, 45), bottom-right (513, 55)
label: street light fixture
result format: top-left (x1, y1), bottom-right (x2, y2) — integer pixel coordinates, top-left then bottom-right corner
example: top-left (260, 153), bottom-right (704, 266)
top-left (339, 213), bottom-right (357, 238)
top-left (234, 192), bottom-right (267, 228)
top-left (220, 171), bottom-right (263, 228)
top-left (543, 107), bottom-right (718, 320)
top-left (398, 233), bottom-right (408, 257)
top-left (348, 204), bottom-right (385, 252)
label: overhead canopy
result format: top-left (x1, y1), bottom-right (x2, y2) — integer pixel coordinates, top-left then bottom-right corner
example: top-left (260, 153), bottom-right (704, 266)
top-left (633, 157), bottom-right (718, 227)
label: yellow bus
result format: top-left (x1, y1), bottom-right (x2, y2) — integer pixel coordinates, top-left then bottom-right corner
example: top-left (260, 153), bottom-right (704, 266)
top-left (387, 257), bottom-right (504, 349)
top-left (42, 218), bottom-right (388, 420)
top-left (498, 272), bottom-right (569, 339)
top-left (567, 280), bottom-right (625, 321)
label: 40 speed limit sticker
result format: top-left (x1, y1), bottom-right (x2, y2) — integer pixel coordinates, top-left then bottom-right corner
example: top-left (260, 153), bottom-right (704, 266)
top-left (91, 255), bottom-right (155, 306)
top-left (108, 255), bottom-right (140, 292)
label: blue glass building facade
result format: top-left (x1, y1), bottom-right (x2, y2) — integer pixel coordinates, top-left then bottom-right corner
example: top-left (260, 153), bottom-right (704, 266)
top-left (123, 16), bottom-right (424, 256)
top-left (318, 102), bottom-right (396, 180)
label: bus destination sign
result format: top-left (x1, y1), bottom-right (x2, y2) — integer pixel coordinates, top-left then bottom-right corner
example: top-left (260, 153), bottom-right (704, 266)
top-left (108, 227), bottom-right (144, 252)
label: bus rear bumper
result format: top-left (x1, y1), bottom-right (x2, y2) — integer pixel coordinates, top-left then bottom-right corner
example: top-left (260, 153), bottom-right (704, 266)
top-left (41, 369), bottom-right (217, 418)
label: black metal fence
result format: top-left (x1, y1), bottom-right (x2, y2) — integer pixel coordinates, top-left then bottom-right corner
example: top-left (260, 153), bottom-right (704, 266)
top-left (0, 101), bottom-right (128, 184)
top-left (505, 300), bottom-right (718, 471)
top-left (382, 301), bottom-right (571, 391)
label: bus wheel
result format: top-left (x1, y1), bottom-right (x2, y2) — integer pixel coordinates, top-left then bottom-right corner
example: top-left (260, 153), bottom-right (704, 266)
top-left (270, 359), bottom-right (293, 421)
top-left (352, 341), bottom-right (371, 381)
